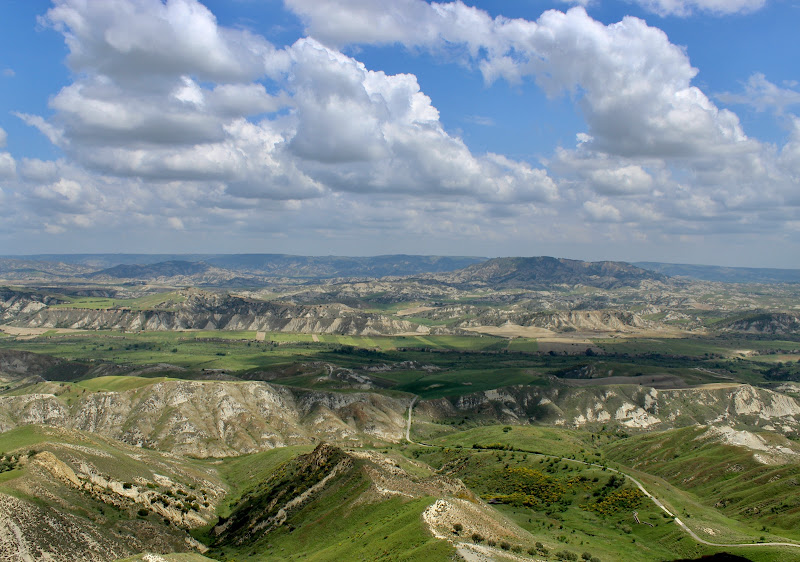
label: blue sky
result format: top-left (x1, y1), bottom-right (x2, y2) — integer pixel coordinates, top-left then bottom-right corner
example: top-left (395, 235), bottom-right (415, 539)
top-left (0, 0), bottom-right (798, 267)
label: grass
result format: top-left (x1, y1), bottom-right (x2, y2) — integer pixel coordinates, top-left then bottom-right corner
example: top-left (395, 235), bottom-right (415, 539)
top-left (507, 338), bottom-right (539, 353)
top-left (49, 291), bottom-right (187, 311)
top-left (598, 336), bottom-right (800, 359)
top-left (207, 448), bottom-right (452, 562)
top-left (211, 445), bottom-right (314, 518)
top-left (5, 317), bottom-right (800, 561)
top-left (117, 553), bottom-right (214, 562)
top-left (426, 425), bottom-right (598, 459)
top-left (603, 426), bottom-right (800, 540)
top-left (76, 375), bottom-right (177, 392)
top-left (403, 425), bottom-right (800, 561)
top-left (2, 328), bottom-right (792, 399)
top-left (407, 439), bottom-right (693, 561)
top-left (0, 425), bottom-right (55, 453)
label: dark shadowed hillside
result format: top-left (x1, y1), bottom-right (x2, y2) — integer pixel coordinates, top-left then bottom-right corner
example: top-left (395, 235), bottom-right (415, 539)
top-left (432, 256), bottom-right (666, 289)
top-left (203, 254), bottom-right (486, 278)
top-left (86, 260), bottom-right (213, 280)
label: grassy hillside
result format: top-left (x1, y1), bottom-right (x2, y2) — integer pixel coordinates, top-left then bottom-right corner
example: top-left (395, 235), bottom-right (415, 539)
top-left (208, 444), bottom-right (452, 561)
top-left (604, 427), bottom-right (800, 538)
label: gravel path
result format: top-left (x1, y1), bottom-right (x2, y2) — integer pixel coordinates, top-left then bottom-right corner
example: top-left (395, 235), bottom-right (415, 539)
top-left (404, 403), bottom-right (800, 552)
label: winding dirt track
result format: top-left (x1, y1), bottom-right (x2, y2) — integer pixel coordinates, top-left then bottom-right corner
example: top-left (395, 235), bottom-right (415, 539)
top-left (405, 396), bottom-right (417, 442)
top-left (405, 399), bottom-right (800, 551)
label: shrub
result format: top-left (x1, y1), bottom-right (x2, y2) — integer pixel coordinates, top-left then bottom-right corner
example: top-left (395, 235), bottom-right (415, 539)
top-left (500, 541), bottom-right (511, 551)
top-left (471, 533), bottom-right (484, 544)
top-left (137, 508), bottom-right (149, 517)
top-left (453, 523), bottom-right (463, 534)
top-left (556, 550), bottom-right (578, 561)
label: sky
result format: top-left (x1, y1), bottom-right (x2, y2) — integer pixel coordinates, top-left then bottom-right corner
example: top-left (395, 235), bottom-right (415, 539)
top-left (0, 0), bottom-right (798, 267)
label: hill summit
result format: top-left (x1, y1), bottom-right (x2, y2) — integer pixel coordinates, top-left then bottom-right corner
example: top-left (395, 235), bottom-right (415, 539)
top-left (434, 256), bottom-right (665, 289)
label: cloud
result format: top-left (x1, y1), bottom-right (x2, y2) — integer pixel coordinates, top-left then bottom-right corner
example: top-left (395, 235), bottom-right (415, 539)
top-left (558, 0), bottom-right (596, 7)
top-left (44, 0), bottom-right (289, 83)
top-left (285, 38), bottom-right (557, 203)
top-left (0, 153), bottom-right (16, 179)
top-left (21, 0), bottom-right (558, 207)
top-left (14, 113), bottom-right (65, 145)
top-left (0, 129), bottom-right (16, 179)
top-left (779, 117), bottom-right (800, 178)
top-left (718, 73), bottom-right (800, 114)
top-left (289, 3), bottom-right (755, 159)
top-left (583, 199), bottom-right (622, 222)
top-left (465, 115), bottom-right (495, 127)
top-left (475, 8), bottom-right (755, 161)
top-left (14, 0), bottom-right (557, 243)
top-left (628, 0), bottom-right (767, 17)
top-left (588, 165), bottom-right (654, 195)
top-left (286, 1), bottom-right (798, 233)
top-left (2, 68), bottom-right (13, 78)
top-left (6, 0), bottom-right (796, 257)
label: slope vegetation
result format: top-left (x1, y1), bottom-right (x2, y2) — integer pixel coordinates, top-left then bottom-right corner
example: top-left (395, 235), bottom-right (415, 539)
top-left (0, 426), bottom-right (221, 561)
top-left (433, 257), bottom-right (666, 289)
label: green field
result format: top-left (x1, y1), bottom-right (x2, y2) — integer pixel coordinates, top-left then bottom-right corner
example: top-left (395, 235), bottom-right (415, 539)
top-left (2, 327), bottom-right (800, 560)
top-left (76, 375), bottom-right (177, 392)
top-left (1, 328), bottom-right (796, 399)
top-left (405, 425), bottom-right (800, 561)
top-left (49, 291), bottom-right (187, 311)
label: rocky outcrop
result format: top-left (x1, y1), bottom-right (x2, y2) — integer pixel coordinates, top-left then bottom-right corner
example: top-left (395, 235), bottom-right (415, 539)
top-left (0, 427), bottom-right (224, 561)
top-left (716, 312), bottom-right (800, 336)
top-left (419, 383), bottom-right (800, 432)
top-left (456, 309), bottom-right (648, 332)
top-left (0, 288), bottom-right (61, 323)
top-left (0, 381), bottom-right (409, 456)
top-left (0, 493), bottom-right (134, 562)
top-left (10, 292), bottom-right (430, 336)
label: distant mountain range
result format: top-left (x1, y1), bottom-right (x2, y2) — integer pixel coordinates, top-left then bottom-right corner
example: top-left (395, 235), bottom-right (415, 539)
top-left (2, 254), bottom-right (798, 285)
top-left (635, 262), bottom-right (800, 283)
top-left (3, 254), bottom-right (486, 280)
